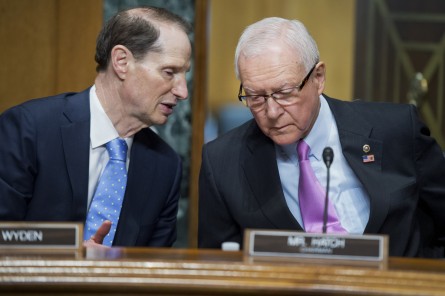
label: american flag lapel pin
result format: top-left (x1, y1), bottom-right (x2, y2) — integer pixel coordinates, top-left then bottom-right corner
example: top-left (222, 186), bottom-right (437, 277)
top-left (362, 144), bottom-right (375, 163)
top-left (362, 154), bottom-right (375, 163)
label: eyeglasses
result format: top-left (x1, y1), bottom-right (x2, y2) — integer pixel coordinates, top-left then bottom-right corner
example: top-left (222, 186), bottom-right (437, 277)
top-left (238, 62), bottom-right (318, 111)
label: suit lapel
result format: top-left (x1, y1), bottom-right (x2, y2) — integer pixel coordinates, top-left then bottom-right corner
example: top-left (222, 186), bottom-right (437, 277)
top-left (326, 96), bottom-right (389, 233)
top-left (243, 123), bottom-right (302, 230)
top-left (61, 90), bottom-right (91, 220)
top-left (60, 91), bottom-right (158, 245)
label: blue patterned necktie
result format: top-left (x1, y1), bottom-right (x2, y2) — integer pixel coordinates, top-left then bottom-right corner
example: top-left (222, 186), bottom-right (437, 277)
top-left (297, 140), bottom-right (346, 233)
top-left (84, 138), bottom-right (128, 246)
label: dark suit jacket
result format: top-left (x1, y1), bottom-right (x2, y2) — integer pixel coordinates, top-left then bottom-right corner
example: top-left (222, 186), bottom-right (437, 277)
top-left (198, 95), bottom-right (445, 257)
top-left (0, 88), bottom-right (182, 247)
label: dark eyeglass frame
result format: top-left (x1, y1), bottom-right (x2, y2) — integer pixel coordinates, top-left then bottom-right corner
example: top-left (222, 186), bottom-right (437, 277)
top-left (238, 62), bottom-right (318, 106)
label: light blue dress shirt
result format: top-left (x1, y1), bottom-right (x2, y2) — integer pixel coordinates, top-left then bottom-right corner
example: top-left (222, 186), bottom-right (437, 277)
top-left (276, 95), bottom-right (370, 234)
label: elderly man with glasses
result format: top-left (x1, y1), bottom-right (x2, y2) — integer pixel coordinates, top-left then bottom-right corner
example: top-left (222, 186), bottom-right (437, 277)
top-left (198, 17), bottom-right (445, 258)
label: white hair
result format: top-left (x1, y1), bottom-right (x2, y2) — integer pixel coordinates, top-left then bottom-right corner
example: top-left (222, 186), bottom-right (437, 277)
top-left (234, 17), bottom-right (319, 79)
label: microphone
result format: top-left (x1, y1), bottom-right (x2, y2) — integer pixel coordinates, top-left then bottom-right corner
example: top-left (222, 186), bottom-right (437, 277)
top-left (322, 147), bottom-right (334, 233)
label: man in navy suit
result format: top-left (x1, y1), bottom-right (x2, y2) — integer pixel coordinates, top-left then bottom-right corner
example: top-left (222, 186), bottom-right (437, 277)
top-left (198, 17), bottom-right (445, 257)
top-left (0, 6), bottom-right (191, 247)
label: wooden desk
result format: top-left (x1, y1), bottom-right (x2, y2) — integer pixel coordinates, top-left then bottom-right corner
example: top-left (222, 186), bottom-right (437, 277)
top-left (1, 247), bottom-right (445, 295)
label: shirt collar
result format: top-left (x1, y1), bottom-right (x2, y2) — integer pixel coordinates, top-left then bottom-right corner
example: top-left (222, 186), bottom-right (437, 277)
top-left (89, 85), bottom-right (121, 149)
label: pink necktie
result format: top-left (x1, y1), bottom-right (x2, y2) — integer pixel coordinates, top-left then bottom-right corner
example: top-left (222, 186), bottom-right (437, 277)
top-left (297, 140), bottom-right (346, 233)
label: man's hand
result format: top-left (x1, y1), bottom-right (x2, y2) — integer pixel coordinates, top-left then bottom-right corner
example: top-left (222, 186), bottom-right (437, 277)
top-left (83, 220), bottom-right (112, 248)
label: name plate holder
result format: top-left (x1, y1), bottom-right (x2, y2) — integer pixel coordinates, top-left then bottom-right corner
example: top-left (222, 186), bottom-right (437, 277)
top-left (0, 222), bottom-right (83, 257)
top-left (244, 229), bottom-right (388, 266)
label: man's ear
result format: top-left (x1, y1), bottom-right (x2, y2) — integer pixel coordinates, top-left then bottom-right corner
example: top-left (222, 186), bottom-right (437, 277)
top-left (313, 61), bottom-right (326, 95)
top-left (110, 45), bottom-right (132, 80)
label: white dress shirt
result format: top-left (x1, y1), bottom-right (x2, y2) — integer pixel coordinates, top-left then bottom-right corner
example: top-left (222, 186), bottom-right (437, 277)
top-left (276, 95), bottom-right (370, 234)
top-left (87, 85), bottom-right (133, 210)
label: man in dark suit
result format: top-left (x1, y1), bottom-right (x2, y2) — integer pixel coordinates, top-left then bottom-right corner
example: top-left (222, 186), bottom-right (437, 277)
top-left (0, 6), bottom-right (191, 247)
top-left (198, 17), bottom-right (445, 257)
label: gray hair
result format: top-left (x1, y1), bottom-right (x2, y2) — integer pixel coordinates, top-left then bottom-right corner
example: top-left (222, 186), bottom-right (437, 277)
top-left (234, 17), bottom-right (319, 79)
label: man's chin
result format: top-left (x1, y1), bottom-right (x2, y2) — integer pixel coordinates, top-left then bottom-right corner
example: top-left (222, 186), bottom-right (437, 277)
top-left (264, 127), bottom-right (297, 145)
top-left (268, 134), bottom-right (300, 146)
top-left (150, 116), bottom-right (169, 127)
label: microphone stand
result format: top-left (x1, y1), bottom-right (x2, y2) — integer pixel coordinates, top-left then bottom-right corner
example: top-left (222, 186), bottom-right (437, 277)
top-left (322, 165), bottom-right (330, 233)
top-left (322, 147), bottom-right (334, 234)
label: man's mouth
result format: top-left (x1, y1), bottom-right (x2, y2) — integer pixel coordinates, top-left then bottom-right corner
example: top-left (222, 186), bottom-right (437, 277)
top-left (159, 102), bottom-right (177, 115)
top-left (162, 102), bottom-right (176, 108)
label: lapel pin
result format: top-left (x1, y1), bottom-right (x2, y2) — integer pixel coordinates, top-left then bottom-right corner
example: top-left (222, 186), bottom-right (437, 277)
top-left (362, 154), bottom-right (375, 163)
top-left (363, 144), bottom-right (370, 153)
top-left (362, 144), bottom-right (374, 163)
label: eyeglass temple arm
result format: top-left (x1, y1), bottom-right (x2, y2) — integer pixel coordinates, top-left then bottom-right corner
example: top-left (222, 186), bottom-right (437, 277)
top-left (238, 84), bottom-right (244, 101)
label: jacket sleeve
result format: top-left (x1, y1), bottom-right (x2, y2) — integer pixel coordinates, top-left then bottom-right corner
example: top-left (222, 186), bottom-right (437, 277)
top-left (0, 105), bottom-right (37, 219)
top-left (198, 144), bottom-right (243, 249)
top-left (411, 105), bottom-right (445, 255)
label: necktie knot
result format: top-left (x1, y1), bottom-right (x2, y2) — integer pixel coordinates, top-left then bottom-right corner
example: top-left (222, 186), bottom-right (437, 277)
top-left (106, 138), bottom-right (127, 162)
top-left (297, 139), bottom-right (310, 161)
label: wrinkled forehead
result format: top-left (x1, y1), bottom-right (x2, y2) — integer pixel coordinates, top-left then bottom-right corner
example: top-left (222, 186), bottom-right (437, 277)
top-left (238, 45), bottom-right (304, 82)
top-left (238, 41), bottom-right (304, 74)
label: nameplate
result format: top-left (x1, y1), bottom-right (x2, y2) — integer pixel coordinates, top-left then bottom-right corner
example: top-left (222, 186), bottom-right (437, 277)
top-left (0, 222), bottom-right (83, 252)
top-left (244, 229), bottom-right (388, 262)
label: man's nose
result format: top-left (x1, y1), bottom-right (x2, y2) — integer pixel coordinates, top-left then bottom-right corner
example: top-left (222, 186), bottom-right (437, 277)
top-left (265, 96), bottom-right (284, 118)
top-left (172, 76), bottom-right (188, 100)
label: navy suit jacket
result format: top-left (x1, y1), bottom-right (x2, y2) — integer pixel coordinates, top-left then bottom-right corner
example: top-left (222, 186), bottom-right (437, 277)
top-left (0, 88), bottom-right (182, 247)
top-left (198, 95), bottom-right (445, 257)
